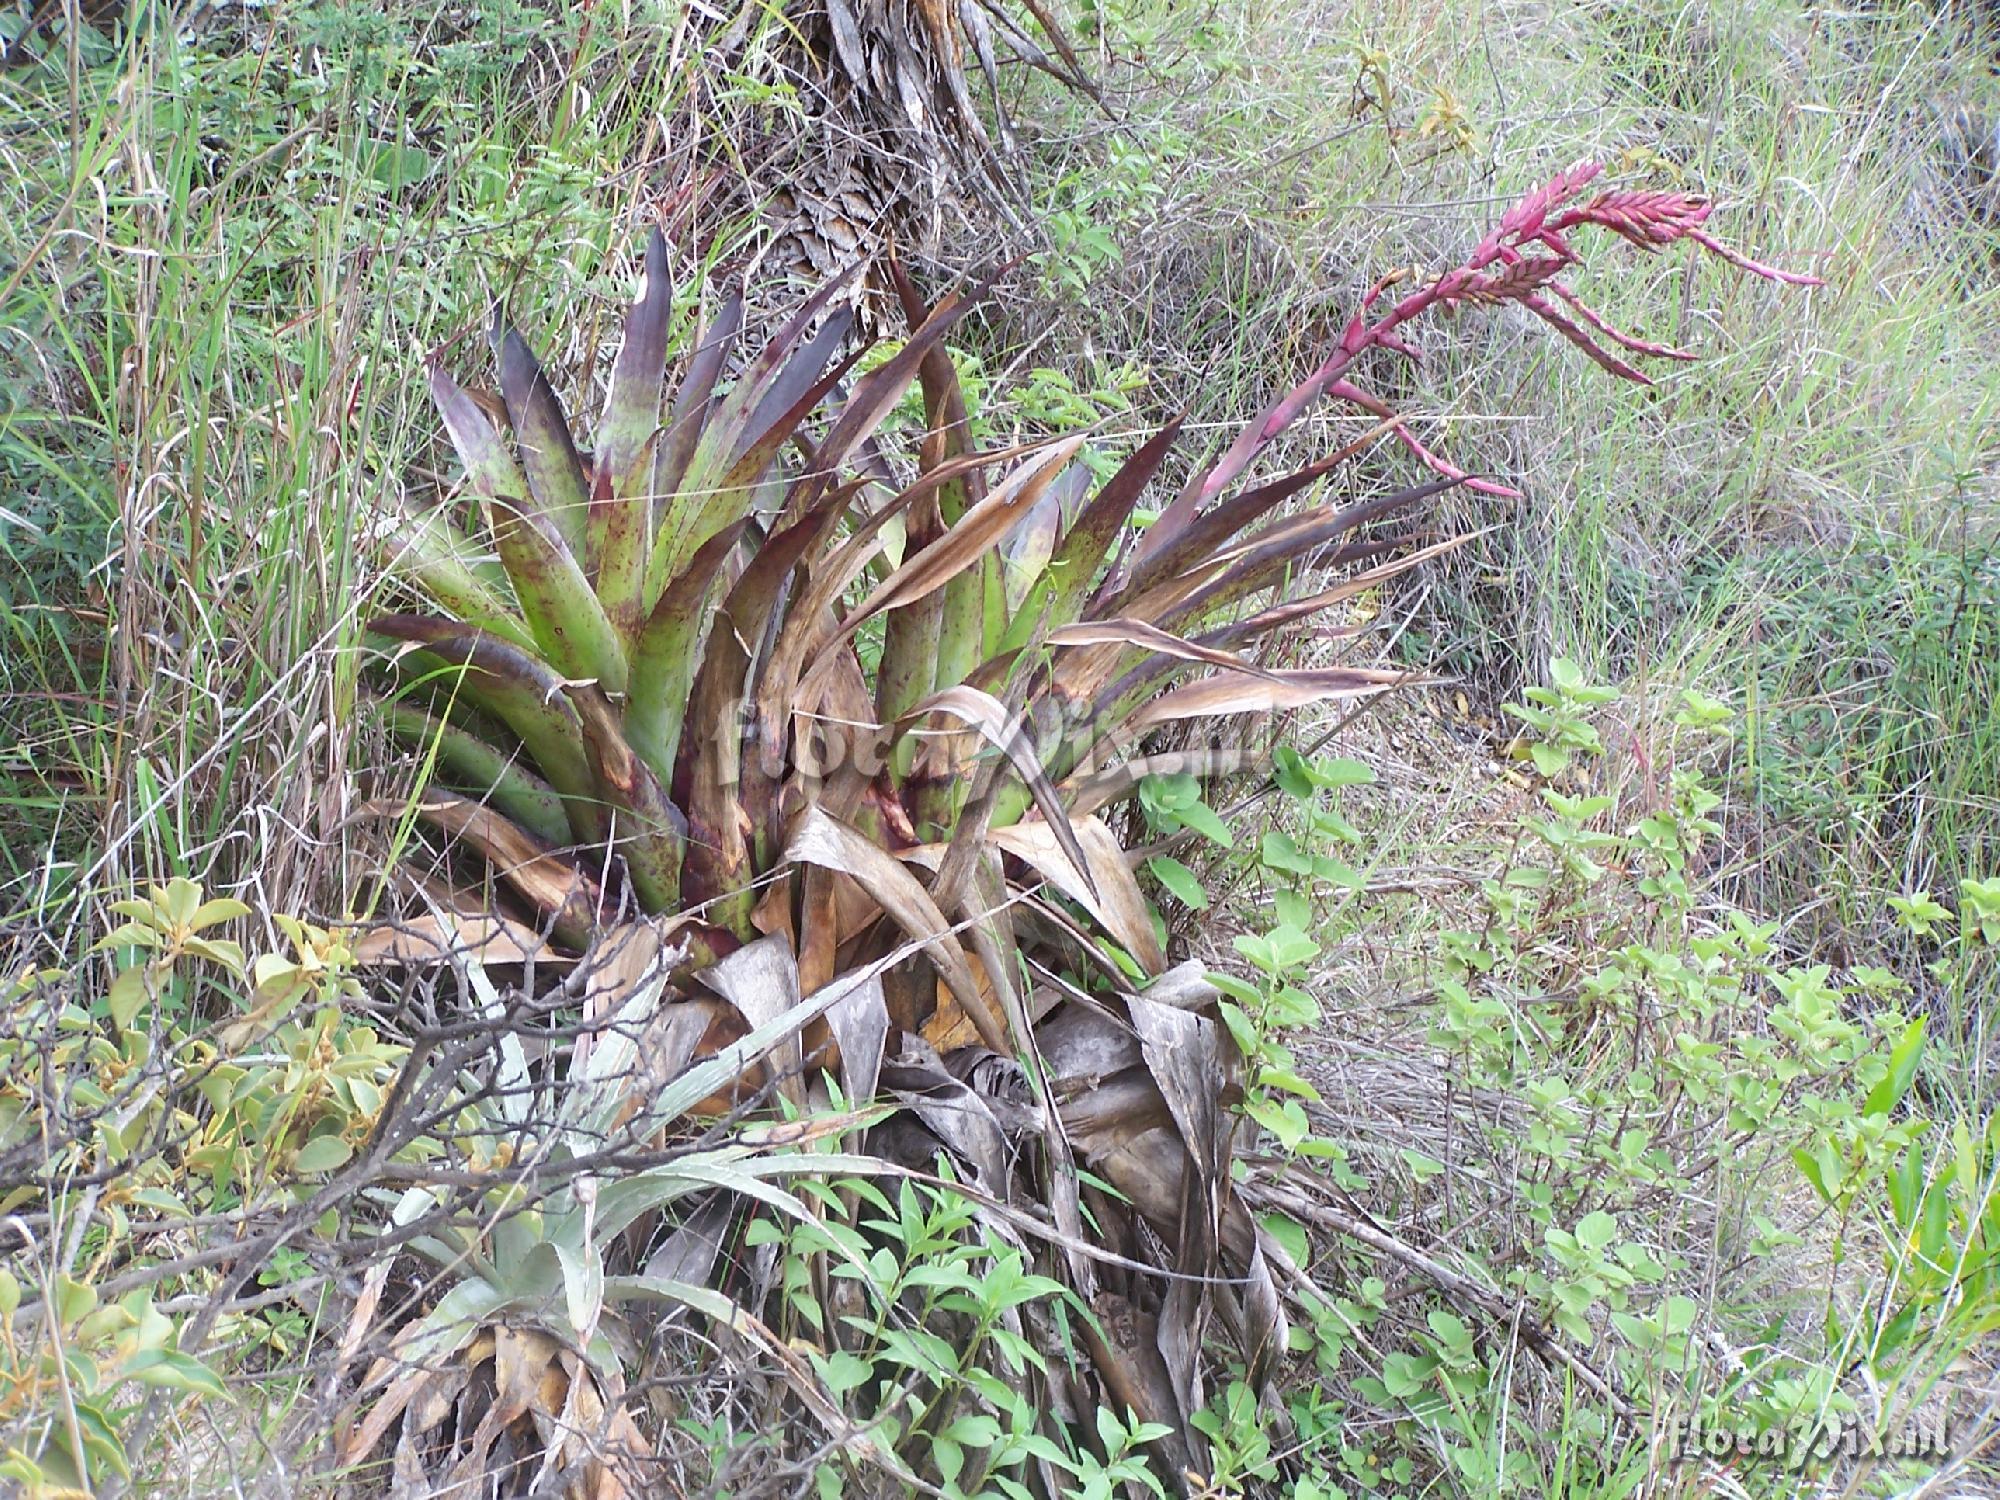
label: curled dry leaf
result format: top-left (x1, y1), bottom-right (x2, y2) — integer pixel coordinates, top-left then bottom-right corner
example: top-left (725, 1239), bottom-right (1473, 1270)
top-left (698, 935), bottom-right (805, 1108)
top-left (1126, 664), bottom-right (1418, 732)
top-left (988, 815), bottom-right (1163, 975)
top-left (356, 792), bottom-right (599, 947)
top-left (907, 683), bottom-right (1095, 901)
top-left (784, 803), bottom-right (1003, 1054)
top-left (349, 911), bottom-right (564, 967)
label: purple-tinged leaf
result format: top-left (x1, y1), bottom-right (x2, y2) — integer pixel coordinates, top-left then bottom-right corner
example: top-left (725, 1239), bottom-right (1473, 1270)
top-left (592, 229), bottom-right (675, 628)
top-left (1108, 424), bottom-right (1405, 608)
top-left (732, 306), bottom-right (859, 470)
top-left (779, 277), bottom-right (992, 521)
top-left (430, 364), bottom-right (533, 516)
top-left (369, 615), bottom-right (600, 842)
top-left (569, 682), bottom-right (687, 912)
top-left (497, 323), bottom-right (592, 558)
top-left (379, 496), bottom-right (538, 656)
top-left (627, 520), bottom-right (749, 790)
top-left (655, 292), bottom-right (743, 504)
top-left (434, 361), bottom-right (624, 686)
top-left (486, 483), bottom-right (628, 693)
top-left (1200, 533), bottom-right (1480, 649)
top-left (596, 229), bottom-right (675, 487)
top-left (1043, 416), bottom-right (1182, 626)
top-left (674, 510), bottom-right (829, 936)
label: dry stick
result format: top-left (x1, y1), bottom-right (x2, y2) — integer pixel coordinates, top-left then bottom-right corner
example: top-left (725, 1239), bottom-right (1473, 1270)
top-left (1253, 1184), bottom-right (1642, 1428)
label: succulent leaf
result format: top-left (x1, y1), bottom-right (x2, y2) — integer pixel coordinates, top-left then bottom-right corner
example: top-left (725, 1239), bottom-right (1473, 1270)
top-left (626, 520), bottom-right (749, 790)
top-left (496, 324), bottom-right (593, 551)
top-left (371, 615), bottom-right (602, 843)
top-left (591, 228), bottom-right (676, 630)
top-left (381, 699), bottom-right (571, 847)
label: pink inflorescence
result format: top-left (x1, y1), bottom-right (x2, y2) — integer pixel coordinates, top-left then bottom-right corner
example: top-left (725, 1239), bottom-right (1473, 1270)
top-left (1229, 160), bottom-right (1825, 502)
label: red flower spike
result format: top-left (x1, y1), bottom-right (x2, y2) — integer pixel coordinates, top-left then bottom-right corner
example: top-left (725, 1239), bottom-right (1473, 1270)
top-left (1139, 159), bottom-right (1819, 558)
top-left (1548, 282), bottom-right (1697, 362)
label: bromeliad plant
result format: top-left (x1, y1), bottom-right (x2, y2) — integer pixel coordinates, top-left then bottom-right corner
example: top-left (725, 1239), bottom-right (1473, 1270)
top-left (370, 235), bottom-right (1440, 969)
top-left (371, 159), bottom-right (1817, 974)
top-left (357, 161), bottom-right (1816, 1490)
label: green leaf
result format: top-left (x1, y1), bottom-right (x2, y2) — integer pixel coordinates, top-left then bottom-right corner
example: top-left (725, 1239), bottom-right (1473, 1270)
top-left (400, 1279), bottom-right (515, 1370)
top-left (190, 897), bottom-right (251, 930)
top-left (1217, 1000), bottom-right (1260, 1058)
top-left (932, 1436), bottom-right (965, 1484)
top-left (1259, 1211), bottom-right (1311, 1267)
top-left (381, 501), bottom-right (540, 653)
top-left (816, 1349), bottom-right (874, 1398)
top-left (370, 617), bottom-right (599, 831)
top-left (55, 1274), bottom-right (99, 1325)
top-left (1792, 1145), bottom-right (1835, 1205)
top-left (1268, 984), bottom-right (1320, 1028)
top-left (625, 520), bottom-right (748, 787)
top-left (108, 965), bottom-right (149, 1032)
top-left (943, 1414), bottom-right (1002, 1447)
top-left (1260, 830), bottom-right (1312, 876)
top-left (1146, 856), bottom-right (1210, 910)
top-left (128, 1187), bottom-right (193, 1219)
top-left (291, 1136), bottom-right (353, 1174)
top-left (1313, 855), bottom-right (1365, 890)
top-left (554, 1241), bottom-right (605, 1340)
top-left (1863, 1017), bottom-right (1926, 1118)
top-left (1208, 971), bottom-right (1262, 1006)
top-left (381, 700), bottom-right (572, 846)
top-left (1574, 1210), bottom-right (1618, 1252)
top-left (362, 140), bottom-right (434, 191)
top-left (1274, 746), bottom-right (1316, 800)
top-left (1318, 757), bottom-right (1377, 788)
top-left (125, 1348), bottom-right (230, 1400)
top-left (162, 878), bottom-right (202, 928)
top-left (1379, 1350), bottom-right (1440, 1399)
top-left (183, 937), bottom-right (246, 972)
top-left (1266, 924), bottom-right (1321, 971)
top-left (1174, 796), bottom-right (1236, 850)
top-left (1246, 1096), bottom-right (1309, 1152)
top-left (1399, 1148), bottom-right (1445, 1183)
top-left (1257, 1066), bottom-right (1320, 1101)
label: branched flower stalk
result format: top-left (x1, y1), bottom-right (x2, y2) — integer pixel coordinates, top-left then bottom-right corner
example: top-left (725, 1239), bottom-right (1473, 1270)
top-left (1141, 159), bottom-right (1825, 528)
